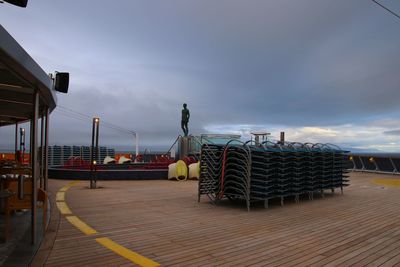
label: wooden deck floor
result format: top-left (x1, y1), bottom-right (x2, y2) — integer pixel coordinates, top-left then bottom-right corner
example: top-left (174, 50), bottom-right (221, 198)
top-left (34, 172), bottom-right (400, 267)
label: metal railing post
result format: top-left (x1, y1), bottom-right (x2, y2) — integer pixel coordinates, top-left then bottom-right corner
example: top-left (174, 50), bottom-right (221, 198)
top-left (359, 156), bottom-right (366, 171)
top-left (389, 157), bottom-right (398, 174)
top-left (30, 90), bottom-right (39, 244)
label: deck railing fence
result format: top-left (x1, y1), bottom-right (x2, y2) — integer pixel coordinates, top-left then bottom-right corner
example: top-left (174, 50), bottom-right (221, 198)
top-left (348, 154), bottom-right (400, 175)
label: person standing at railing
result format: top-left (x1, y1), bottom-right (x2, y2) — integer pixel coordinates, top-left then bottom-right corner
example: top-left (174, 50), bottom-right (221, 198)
top-left (181, 103), bottom-right (190, 137)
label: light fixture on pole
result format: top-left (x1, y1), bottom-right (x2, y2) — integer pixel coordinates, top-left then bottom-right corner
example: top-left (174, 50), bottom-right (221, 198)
top-left (19, 128), bottom-right (25, 164)
top-left (90, 118), bottom-right (100, 189)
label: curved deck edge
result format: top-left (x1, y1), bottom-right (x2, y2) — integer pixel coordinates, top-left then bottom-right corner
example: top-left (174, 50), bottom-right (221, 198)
top-left (29, 189), bottom-right (60, 267)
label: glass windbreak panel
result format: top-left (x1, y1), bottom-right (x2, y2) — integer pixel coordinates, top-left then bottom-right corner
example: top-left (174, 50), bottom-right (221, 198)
top-left (200, 134), bottom-right (241, 145)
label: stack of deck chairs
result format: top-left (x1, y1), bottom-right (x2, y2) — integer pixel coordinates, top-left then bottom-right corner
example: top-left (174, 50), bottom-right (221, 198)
top-left (197, 144), bottom-right (225, 201)
top-left (198, 141), bottom-right (349, 210)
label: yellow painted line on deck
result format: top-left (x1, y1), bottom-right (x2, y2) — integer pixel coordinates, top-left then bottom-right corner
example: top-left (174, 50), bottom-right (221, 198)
top-left (69, 180), bottom-right (79, 186)
top-left (372, 178), bottom-right (400, 187)
top-left (57, 182), bottom-right (78, 215)
top-left (56, 191), bottom-right (65, 201)
top-left (59, 185), bottom-right (71, 192)
top-left (66, 216), bottom-right (98, 235)
top-left (59, 181), bottom-right (79, 192)
top-left (56, 201), bottom-right (72, 215)
top-left (96, 237), bottom-right (160, 267)
top-left (57, 181), bottom-right (159, 266)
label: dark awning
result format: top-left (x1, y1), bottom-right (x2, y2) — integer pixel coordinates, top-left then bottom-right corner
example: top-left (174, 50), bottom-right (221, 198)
top-left (0, 25), bottom-right (57, 126)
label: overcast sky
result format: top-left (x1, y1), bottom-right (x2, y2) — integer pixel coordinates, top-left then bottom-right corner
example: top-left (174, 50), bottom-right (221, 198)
top-left (1, 0), bottom-right (400, 152)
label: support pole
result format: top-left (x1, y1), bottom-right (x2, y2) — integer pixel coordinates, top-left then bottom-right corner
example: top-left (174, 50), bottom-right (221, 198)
top-left (30, 90), bottom-right (39, 245)
top-left (359, 156), bottom-right (366, 171)
top-left (135, 132), bottom-right (139, 157)
top-left (90, 118), bottom-right (99, 189)
top-left (20, 128), bottom-right (25, 163)
top-left (280, 132), bottom-right (285, 144)
top-left (389, 157), bottom-right (398, 174)
top-left (14, 122), bottom-right (18, 161)
top-left (254, 135), bottom-right (260, 146)
top-left (370, 157), bottom-right (379, 171)
top-left (40, 114), bottom-right (45, 188)
top-left (44, 108), bottom-right (49, 191)
top-left (90, 118), bottom-right (96, 189)
top-left (95, 119), bottom-right (99, 163)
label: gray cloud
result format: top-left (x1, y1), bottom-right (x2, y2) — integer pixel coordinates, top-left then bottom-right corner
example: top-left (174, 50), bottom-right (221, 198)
top-left (384, 130), bottom-right (400, 136)
top-left (1, 0), bottom-right (400, 151)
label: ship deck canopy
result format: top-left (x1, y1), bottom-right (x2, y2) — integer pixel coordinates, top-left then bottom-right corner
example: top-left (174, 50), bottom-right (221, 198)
top-left (0, 25), bottom-right (57, 127)
top-left (0, 24), bottom-right (57, 246)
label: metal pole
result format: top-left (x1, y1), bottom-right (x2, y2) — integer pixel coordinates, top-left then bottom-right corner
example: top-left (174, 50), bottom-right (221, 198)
top-left (20, 128), bottom-right (25, 163)
top-left (44, 108), bottom-right (49, 191)
top-left (359, 156), bottom-right (366, 171)
top-left (30, 90), bottom-right (39, 245)
top-left (15, 122), bottom-right (18, 161)
top-left (280, 132), bottom-right (285, 144)
top-left (370, 158), bottom-right (379, 171)
top-left (40, 114), bottom-right (45, 189)
top-left (90, 118), bottom-right (99, 189)
top-left (95, 118), bottom-right (99, 186)
top-left (90, 118), bottom-right (96, 189)
top-left (389, 157), bottom-right (398, 174)
top-left (255, 135), bottom-right (259, 146)
top-left (95, 119), bottom-right (99, 161)
top-left (135, 132), bottom-right (139, 157)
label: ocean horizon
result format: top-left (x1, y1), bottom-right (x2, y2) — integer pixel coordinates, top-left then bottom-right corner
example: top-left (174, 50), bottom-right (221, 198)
top-left (0, 144), bottom-right (399, 156)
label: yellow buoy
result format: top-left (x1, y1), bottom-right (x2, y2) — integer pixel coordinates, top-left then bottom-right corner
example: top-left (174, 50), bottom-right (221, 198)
top-left (168, 163), bottom-right (177, 180)
top-left (188, 162), bottom-right (200, 180)
top-left (168, 161), bottom-right (188, 181)
top-left (175, 160), bottom-right (188, 181)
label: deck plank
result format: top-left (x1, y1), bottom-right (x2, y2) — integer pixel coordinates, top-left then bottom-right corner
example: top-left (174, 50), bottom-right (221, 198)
top-left (37, 172), bottom-right (400, 266)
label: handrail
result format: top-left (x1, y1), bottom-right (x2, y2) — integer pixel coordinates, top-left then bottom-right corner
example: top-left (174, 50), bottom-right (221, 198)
top-left (349, 154), bottom-right (400, 175)
top-left (165, 135), bottom-right (182, 156)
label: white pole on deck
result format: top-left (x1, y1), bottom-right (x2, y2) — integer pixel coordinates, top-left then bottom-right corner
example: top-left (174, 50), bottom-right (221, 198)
top-left (135, 132), bottom-right (139, 157)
